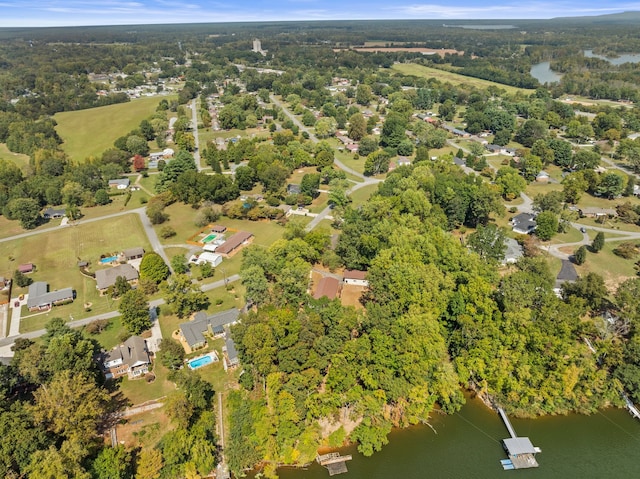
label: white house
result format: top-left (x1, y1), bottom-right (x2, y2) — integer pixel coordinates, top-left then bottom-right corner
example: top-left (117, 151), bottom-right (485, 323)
top-left (343, 269), bottom-right (369, 287)
top-left (189, 252), bottom-right (223, 267)
top-left (108, 178), bottom-right (130, 190)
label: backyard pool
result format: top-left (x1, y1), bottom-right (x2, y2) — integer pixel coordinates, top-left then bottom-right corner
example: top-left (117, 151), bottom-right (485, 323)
top-left (100, 255), bottom-right (118, 264)
top-left (188, 352), bottom-right (218, 370)
top-left (202, 234), bottom-right (217, 243)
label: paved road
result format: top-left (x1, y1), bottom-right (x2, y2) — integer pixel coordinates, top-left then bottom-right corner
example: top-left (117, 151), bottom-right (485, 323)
top-left (190, 98), bottom-right (203, 171)
top-left (134, 209), bottom-right (173, 274)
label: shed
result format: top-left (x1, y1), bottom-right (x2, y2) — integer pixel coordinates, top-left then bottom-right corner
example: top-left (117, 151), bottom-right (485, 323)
top-left (18, 263), bottom-right (34, 274)
top-left (211, 225), bottom-right (227, 233)
top-left (343, 270), bottom-right (368, 287)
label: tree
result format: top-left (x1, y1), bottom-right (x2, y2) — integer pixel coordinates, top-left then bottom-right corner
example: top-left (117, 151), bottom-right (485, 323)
top-left (171, 254), bottom-right (189, 274)
top-left (535, 211), bottom-right (559, 241)
top-left (234, 165), bottom-right (256, 191)
top-left (126, 135), bottom-right (150, 156)
top-left (533, 190), bottom-right (564, 214)
top-left (397, 139), bottom-right (414, 156)
top-left (562, 272), bottom-right (607, 310)
top-left (135, 449), bottom-right (163, 479)
top-left (358, 136), bottom-right (378, 157)
top-left (158, 339), bottom-right (185, 370)
top-left (467, 224), bottom-right (507, 262)
top-left (133, 155), bottom-right (146, 172)
top-left (300, 173), bottom-right (320, 199)
top-left (95, 189), bottom-right (110, 205)
top-left (164, 274), bottom-right (210, 318)
top-left (91, 445), bottom-right (133, 479)
top-left (112, 275), bottom-right (132, 298)
top-left (495, 167), bottom-right (527, 200)
top-left (573, 149), bottom-right (600, 170)
top-left (591, 232), bottom-right (605, 253)
top-left (515, 119), bottom-right (548, 147)
top-left (314, 117), bottom-right (337, 138)
top-left (355, 84), bottom-right (373, 106)
top-left (119, 289), bottom-right (151, 335)
top-left (348, 113), bottom-right (367, 141)
top-left (13, 269), bottom-right (33, 288)
top-left (139, 253), bottom-right (169, 283)
top-left (438, 99), bottom-right (456, 121)
top-left (574, 245), bottom-right (587, 265)
top-left (5, 197), bottom-right (40, 229)
top-left (364, 150), bottom-right (391, 176)
top-left (31, 371), bottom-right (110, 444)
top-left (596, 172), bottom-right (626, 199)
top-left (241, 265), bottom-right (270, 306)
top-left (380, 113), bottom-right (407, 149)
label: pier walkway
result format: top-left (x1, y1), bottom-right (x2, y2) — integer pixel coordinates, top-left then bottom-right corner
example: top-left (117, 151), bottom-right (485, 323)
top-left (496, 407), bottom-right (541, 470)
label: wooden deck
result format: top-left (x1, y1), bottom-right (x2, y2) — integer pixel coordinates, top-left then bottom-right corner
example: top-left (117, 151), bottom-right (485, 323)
top-left (317, 453), bottom-right (353, 476)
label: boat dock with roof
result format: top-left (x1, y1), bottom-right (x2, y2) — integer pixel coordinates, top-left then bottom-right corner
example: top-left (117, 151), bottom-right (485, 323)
top-left (497, 407), bottom-right (541, 470)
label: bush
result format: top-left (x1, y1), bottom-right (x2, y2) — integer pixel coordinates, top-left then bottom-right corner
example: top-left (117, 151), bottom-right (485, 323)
top-left (160, 226), bottom-right (176, 239)
top-left (574, 245), bottom-right (587, 265)
top-left (591, 232), bottom-right (605, 253)
top-left (613, 242), bottom-right (638, 259)
top-left (13, 270), bottom-right (33, 288)
top-left (85, 318), bottom-right (110, 335)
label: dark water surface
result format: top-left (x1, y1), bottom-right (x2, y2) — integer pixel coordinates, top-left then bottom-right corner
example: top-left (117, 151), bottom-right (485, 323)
top-left (273, 395), bottom-right (640, 479)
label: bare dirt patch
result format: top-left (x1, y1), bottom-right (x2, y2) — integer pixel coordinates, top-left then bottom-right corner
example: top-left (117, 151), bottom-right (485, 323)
top-left (115, 407), bottom-right (172, 449)
top-left (340, 285), bottom-right (366, 309)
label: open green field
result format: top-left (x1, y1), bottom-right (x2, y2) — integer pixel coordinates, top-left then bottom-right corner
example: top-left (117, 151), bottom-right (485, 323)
top-left (576, 239), bottom-right (638, 290)
top-left (388, 64), bottom-right (535, 96)
top-left (349, 183), bottom-right (379, 207)
top-left (0, 143), bottom-right (30, 171)
top-left (54, 96), bottom-right (167, 162)
top-left (0, 213), bottom-right (151, 331)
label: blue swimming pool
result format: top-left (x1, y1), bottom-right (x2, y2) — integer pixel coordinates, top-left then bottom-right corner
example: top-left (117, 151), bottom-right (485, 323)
top-left (188, 354), bottom-right (214, 370)
top-left (100, 255), bottom-right (118, 264)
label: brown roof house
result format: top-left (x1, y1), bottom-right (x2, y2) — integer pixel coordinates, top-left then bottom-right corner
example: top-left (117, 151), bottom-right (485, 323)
top-left (121, 247), bottom-right (145, 261)
top-left (313, 277), bottom-right (341, 300)
top-left (215, 231), bottom-right (254, 257)
top-left (95, 263), bottom-right (139, 294)
top-left (102, 336), bottom-right (151, 379)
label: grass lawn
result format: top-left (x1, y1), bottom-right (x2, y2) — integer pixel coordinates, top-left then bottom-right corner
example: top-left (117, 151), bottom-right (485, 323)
top-left (576, 241), bottom-right (638, 291)
top-left (138, 174), bottom-right (159, 193)
top-left (54, 96), bottom-right (168, 162)
top-left (308, 193), bottom-right (329, 214)
top-left (525, 181), bottom-right (563, 198)
top-left (83, 315), bottom-right (125, 350)
top-left (550, 226), bottom-right (583, 245)
top-left (388, 64), bottom-right (535, 96)
top-left (117, 361), bottom-right (175, 406)
top-left (0, 214), bottom-right (151, 330)
top-left (335, 149), bottom-right (366, 175)
top-left (0, 143), bottom-right (30, 171)
top-left (349, 183), bottom-right (379, 207)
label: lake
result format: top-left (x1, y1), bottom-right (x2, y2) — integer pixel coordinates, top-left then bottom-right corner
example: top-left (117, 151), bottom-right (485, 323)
top-left (271, 395), bottom-right (640, 479)
top-left (530, 62), bottom-right (563, 84)
top-left (584, 50), bottom-right (640, 65)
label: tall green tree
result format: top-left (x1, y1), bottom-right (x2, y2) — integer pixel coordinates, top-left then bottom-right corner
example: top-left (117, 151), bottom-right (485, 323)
top-left (119, 289), bottom-right (151, 335)
top-left (139, 253), bottom-right (170, 283)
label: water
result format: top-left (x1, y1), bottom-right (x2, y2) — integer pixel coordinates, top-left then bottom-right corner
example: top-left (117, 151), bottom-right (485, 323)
top-left (270, 395), bottom-right (640, 479)
top-left (188, 353), bottom-right (214, 369)
top-left (530, 62), bottom-right (563, 84)
top-left (584, 50), bottom-right (640, 65)
top-left (99, 255), bottom-right (118, 264)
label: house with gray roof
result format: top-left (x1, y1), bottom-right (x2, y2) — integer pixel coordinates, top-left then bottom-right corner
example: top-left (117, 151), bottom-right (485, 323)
top-left (27, 281), bottom-right (74, 311)
top-left (122, 247), bottom-right (145, 261)
top-left (179, 308), bottom-right (240, 350)
top-left (102, 336), bottom-right (151, 379)
top-left (223, 327), bottom-right (240, 371)
top-left (95, 263), bottom-right (139, 293)
top-left (43, 207), bottom-right (66, 219)
top-left (511, 213), bottom-right (537, 235)
top-left (108, 178), bottom-right (130, 189)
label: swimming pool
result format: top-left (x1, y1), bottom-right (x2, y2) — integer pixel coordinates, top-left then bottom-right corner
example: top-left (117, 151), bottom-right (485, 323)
top-left (202, 234), bottom-right (217, 243)
top-left (100, 255), bottom-right (118, 264)
top-left (188, 352), bottom-right (217, 370)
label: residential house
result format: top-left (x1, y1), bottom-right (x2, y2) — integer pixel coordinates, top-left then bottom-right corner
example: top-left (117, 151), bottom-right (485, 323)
top-left (313, 277), bottom-right (341, 300)
top-left (442, 124), bottom-right (470, 137)
top-left (179, 308), bottom-right (240, 350)
top-left (149, 152), bottom-right (164, 161)
top-left (108, 178), bottom-right (130, 190)
top-left (343, 270), bottom-right (369, 287)
top-left (163, 148), bottom-right (174, 158)
top-left (536, 171), bottom-right (550, 183)
top-left (396, 157), bottom-right (411, 167)
top-left (287, 184), bottom-right (301, 195)
top-left (502, 238), bottom-right (524, 265)
top-left (346, 143), bottom-right (359, 154)
top-left (215, 231), bottom-right (254, 257)
top-left (578, 207), bottom-right (617, 219)
top-left (223, 329), bottom-right (240, 371)
top-left (511, 213), bottom-right (537, 235)
top-left (122, 247), bottom-right (145, 261)
top-left (27, 282), bottom-right (74, 311)
top-left (102, 336), bottom-right (151, 379)
top-left (43, 207), bottom-right (66, 219)
top-left (95, 263), bottom-right (139, 293)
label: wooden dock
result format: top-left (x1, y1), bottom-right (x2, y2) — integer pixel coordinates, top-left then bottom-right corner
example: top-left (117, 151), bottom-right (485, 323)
top-left (622, 393), bottom-right (640, 420)
top-left (316, 453), bottom-right (353, 476)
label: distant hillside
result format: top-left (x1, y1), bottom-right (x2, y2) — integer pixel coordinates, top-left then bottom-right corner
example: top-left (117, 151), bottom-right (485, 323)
top-left (550, 11), bottom-right (640, 24)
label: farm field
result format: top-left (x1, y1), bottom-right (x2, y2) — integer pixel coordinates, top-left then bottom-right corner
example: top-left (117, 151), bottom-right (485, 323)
top-left (0, 214), bottom-right (151, 331)
top-left (388, 64), bottom-right (535, 96)
top-left (54, 96), bottom-right (167, 162)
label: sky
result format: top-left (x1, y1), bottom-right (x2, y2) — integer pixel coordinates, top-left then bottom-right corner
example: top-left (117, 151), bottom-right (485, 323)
top-left (0, 1), bottom-right (639, 28)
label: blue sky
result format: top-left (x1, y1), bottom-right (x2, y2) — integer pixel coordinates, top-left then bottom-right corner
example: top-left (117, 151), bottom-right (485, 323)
top-left (0, 1), bottom-right (639, 27)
